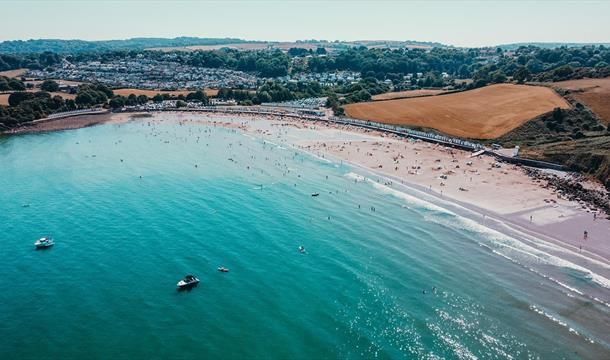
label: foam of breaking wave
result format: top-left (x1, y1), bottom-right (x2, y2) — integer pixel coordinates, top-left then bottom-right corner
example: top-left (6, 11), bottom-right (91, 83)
top-left (344, 172), bottom-right (454, 216)
top-left (262, 139), bottom-right (280, 147)
top-left (446, 214), bottom-right (610, 292)
top-left (347, 172), bottom-right (610, 295)
top-left (307, 152), bottom-right (333, 164)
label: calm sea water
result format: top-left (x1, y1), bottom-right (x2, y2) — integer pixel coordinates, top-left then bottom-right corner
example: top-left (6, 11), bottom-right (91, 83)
top-left (1, 118), bottom-right (609, 359)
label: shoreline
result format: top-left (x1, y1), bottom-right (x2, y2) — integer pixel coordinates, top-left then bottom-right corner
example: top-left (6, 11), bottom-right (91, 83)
top-left (3, 110), bottom-right (610, 264)
top-left (335, 153), bottom-right (610, 262)
top-left (1, 112), bottom-right (122, 135)
top-left (294, 135), bottom-right (610, 262)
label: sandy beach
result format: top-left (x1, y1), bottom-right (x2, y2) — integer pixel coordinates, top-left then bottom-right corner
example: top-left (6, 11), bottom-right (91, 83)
top-left (182, 111), bottom-right (610, 263)
top-left (4, 110), bottom-right (610, 263)
top-left (285, 121), bottom-right (610, 262)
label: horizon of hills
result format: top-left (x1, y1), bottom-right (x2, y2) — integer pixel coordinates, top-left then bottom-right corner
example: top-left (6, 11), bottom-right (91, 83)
top-left (1, 37), bottom-right (609, 53)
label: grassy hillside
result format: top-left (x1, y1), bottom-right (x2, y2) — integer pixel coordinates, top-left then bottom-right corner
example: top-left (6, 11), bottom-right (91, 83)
top-left (498, 93), bottom-right (610, 188)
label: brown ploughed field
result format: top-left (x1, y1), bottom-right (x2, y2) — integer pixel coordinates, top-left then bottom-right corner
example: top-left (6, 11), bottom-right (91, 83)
top-left (552, 77), bottom-right (610, 124)
top-left (344, 84), bottom-right (570, 139)
top-left (0, 68), bottom-right (28, 78)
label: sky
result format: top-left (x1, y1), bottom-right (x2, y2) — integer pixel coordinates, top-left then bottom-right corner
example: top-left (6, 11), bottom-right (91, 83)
top-left (1, 0), bottom-right (609, 47)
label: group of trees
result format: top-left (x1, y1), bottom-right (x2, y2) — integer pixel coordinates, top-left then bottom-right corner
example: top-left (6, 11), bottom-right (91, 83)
top-left (214, 77), bottom-right (387, 111)
top-left (0, 51), bottom-right (61, 71)
top-left (216, 80), bottom-right (325, 105)
top-left (109, 93), bottom-right (149, 109)
top-left (287, 47), bottom-right (326, 57)
top-left (0, 91), bottom-right (76, 128)
top-left (184, 49), bottom-right (290, 77)
top-left (69, 48), bottom-right (292, 78)
top-left (74, 84), bottom-right (113, 107)
top-left (133, 45), bottom-right (610, 89)
top-left (333, 77), bottom-right (390, 104)
top-left (467, 45), bottom-right (610, 86)
top-left (0, 38), bottom-right (250, 54)
top-left (0, 76), bottom-right (25, 91)
top-left (40, 79), bottom-right (59, 92)
top-left (4, 44), bottom-right (610, 85)
top-left (108, 90), bottom-right (210, 109)
top-left (0, 83), bottom-right (112, 128)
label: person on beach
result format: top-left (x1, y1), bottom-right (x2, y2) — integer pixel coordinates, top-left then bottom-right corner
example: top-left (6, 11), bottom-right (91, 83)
top-left (584, 230), bottom-right (588, 240)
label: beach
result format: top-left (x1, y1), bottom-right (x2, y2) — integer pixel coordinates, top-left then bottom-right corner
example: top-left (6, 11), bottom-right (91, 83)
top-left (2, 111), bottom-right (609, 358)
top-left (4, 110), bottom-right (609, 262)
top-left (297, 126), bottom-right (610, 261)
top-left (175, 111), bottom-right (610, 262)
top-left (110, 110), bottom-right (610, 265)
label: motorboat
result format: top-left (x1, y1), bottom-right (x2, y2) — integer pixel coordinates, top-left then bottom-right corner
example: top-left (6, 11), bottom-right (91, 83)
top-left (299, 246), bottom-right (306, 253)
top-left (34, 237), bottom-right (54, 249)
top-left (217, 267), bottom-right (229, 273)
top-left (177, 275), bottom-right (200, 289)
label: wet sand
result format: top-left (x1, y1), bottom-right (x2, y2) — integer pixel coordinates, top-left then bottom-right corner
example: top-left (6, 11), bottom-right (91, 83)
top-left (2, 112), bottom-right (133, 135)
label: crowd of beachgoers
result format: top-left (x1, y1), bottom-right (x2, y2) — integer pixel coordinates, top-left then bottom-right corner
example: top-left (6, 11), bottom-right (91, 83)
top-left (3, 110), bottom-right (609, 262)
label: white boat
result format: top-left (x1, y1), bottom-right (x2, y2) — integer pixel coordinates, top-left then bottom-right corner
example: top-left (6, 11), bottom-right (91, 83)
top-left (34, 237), bottom-right (54, 249)
top-left (218, 267), bottom-right (229, 273)
top-left (177, 275), bottom-right (200, 289)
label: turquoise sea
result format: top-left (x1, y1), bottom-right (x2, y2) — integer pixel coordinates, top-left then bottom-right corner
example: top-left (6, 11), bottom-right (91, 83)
top-left (1, 117), bottom-right (609, 359)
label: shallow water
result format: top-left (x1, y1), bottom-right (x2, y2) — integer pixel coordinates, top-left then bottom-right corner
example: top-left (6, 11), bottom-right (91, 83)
top-left (1, 118), bottom-right (609, 359)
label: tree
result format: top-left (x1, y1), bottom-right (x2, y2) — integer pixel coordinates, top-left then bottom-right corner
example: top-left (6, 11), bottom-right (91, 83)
top-left (137, 95), bottom-right (149, 104)
top-left (490, 70), bottom-right (507, 83)
top-left (526, 59), bottom-right (543, 73)
top-left (186, 90), bottom-right (209, 104)
top-left (513, 66), bottom-right (530, 83)
top-left (287, 48), bottom-right (308, 57)
top-left (8, 92), bottom-right (35, 107)
top-left (75, 92), bottom-right (94, 106)
top-left (552, 107), bottom-right (564, 123)
top-left (176, 100), bottom-right (187, 108)
top-left (595, 61), bottom-right (609, 68)
top-left (125, 93), bottom-right (138, 106)
top-left (73, 84), bottom-right (110, 107)
top-left (109, 96), bottom-right (126, 109)
top-left (553, 65), bottom-right (573, 79)
top-left (0, 77), bottom-right (10, 91)
top-left (152, 94), bottom-right (164, 103)
top-left (65, 99), bottom-right (77, 110)
top-left (40, 80), bottom-right (59, 92)
top-left (256, 90), bottom-right (272, 103)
